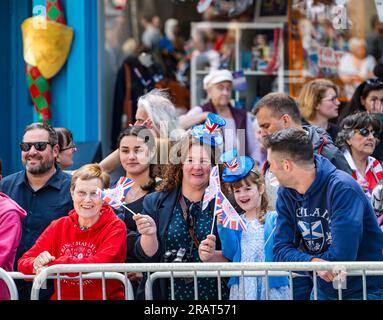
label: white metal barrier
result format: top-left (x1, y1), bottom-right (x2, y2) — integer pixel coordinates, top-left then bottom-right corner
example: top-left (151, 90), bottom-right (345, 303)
top-left (3, 262), bottom-right (383, 300)
top-left (26, 262), bottom-right (383, 300)
top-left (0, 268), bottom-right (19, 300)
top-left (0, 270), bottom-right (134, 300)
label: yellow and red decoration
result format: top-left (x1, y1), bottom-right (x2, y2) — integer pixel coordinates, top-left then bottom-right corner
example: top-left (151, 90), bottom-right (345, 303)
top-left (21, 0), bottom-right (73, 123)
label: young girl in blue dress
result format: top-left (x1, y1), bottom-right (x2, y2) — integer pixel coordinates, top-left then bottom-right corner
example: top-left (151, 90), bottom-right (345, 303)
top-left (218, 149), bottom-right (290, 300)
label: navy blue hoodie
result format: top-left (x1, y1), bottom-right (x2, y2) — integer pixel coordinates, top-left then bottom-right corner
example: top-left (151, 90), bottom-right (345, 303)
top-left (273, 155), bottom-right (383, 299)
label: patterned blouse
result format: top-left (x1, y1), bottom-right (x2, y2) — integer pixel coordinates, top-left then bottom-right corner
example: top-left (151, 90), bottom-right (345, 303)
top-left (165, 195), bottom-right (228, 300)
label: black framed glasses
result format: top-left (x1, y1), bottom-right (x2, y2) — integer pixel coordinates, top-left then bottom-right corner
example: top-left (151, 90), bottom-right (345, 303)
top-left (61, 143), bottom-right (77, 152)
top-left (20, 141), bottom-right (52, 152)
top-left (357, 128), bottom-right (379, 138)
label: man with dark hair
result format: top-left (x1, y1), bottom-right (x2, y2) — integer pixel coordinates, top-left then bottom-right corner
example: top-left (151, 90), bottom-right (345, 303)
top-left (254, 92), bottom-right (351, 174)
top-left (265, 128), bottom-right (383, 300)
top-left (253, 94), bottom-right (352, 300)
top-left (0, 122), bottom-right (73, 299)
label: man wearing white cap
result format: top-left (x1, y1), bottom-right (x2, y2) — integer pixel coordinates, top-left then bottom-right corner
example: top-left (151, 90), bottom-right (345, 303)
top-left (179, 69), bottom-right (263, 166)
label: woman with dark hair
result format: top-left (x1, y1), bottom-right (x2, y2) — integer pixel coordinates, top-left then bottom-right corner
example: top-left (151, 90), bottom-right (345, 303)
top-left (116, 125), bottom-right (158, 294)
top-left (338, 79), bottom-right (383, 161)
top-left (338, 78), bottom-right (383, 122)
top-left (54, 127), bottom-right (77, 170)
top-left (336, 112), bottom-right (383, 199)
top-left (132, 115), bottom-right (229, 300)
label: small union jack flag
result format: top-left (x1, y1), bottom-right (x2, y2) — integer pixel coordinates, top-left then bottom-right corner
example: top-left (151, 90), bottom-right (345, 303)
top-left (204, 116), bottom-right (219, 134)
top-left (97, 177), bottom-right (134, 209)
top-left (215, 191), bottom-right (247, 232)
top-left (202, 165), bottom-right (220, 210)
top-left (225, 157), bottom-right (239, 172)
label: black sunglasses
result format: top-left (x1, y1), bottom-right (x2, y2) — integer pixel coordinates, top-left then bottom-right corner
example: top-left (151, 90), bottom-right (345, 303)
top-left (61, 143), bottom-right (76, 152)
top-left (20, 141), bottom-right (52, 152)
top-left (357, 128), bottom-right (379, 138)
top-left (366, 79), bottom-right (383, 86)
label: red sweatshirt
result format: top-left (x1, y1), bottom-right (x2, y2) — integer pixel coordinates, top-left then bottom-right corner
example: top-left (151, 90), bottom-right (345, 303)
top-left (18, 205), bottom-right (127, 300)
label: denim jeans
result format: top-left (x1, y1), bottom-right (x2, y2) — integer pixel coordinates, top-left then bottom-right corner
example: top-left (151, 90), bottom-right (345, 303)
top-left (310, 287), bottom-right (383, 300)
top-left (292, 274), bottom-right (313, 300)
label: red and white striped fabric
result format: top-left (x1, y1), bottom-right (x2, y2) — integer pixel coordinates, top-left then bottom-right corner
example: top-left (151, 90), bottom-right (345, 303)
top-left (344, 150), bottom-right (383, 196)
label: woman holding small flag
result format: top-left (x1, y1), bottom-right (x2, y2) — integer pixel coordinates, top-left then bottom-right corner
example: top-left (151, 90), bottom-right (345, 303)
top-left (132, 113), bottom-right (230, 300)
top-left (116, 125), bottom-right (159, 294)
top-left (217, 149), bottom-right (290, 300)
top-left (18, 164), bottom-right (127, 300)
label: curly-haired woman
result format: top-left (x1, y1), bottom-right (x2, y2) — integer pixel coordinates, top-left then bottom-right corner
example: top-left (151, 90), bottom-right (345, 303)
top-left (132, 128), bottom-right (229, 300)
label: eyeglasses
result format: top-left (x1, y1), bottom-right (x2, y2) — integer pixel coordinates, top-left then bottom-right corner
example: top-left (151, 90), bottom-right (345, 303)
top-left (366, 79), bottom-right (383, 86)
top-left (20, 141), bottom-right (52, 152)
top-left (322, 96), bottom-right (339, 103)
top-left (357, 128), bottom-right (379, 138)
top-left (61, 143), bottom-right (77, 152)
top-left (74, 190), bottom-right (100, 199)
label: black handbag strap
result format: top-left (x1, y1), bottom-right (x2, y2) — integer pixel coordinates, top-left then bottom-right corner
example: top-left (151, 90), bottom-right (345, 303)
top-left (179, 194), bottom-right (200, 248)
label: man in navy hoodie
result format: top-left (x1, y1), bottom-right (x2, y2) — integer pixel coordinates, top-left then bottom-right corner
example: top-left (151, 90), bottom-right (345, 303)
top-left (264, 128), bottom-right (383, 300)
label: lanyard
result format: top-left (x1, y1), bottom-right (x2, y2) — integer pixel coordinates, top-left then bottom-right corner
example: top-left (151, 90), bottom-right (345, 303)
top-left (179, 195), bottom-right (200, 248)
top-left (133, 68), bottom-right (152, 87)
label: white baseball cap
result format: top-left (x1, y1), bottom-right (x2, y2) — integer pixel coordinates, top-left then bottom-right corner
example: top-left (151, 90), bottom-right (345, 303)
top-left (203, 69), bottom-right (233, 90)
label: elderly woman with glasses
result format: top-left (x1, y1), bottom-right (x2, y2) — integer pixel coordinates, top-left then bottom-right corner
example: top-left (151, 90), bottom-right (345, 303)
top-left (336, 112), bottom-right (383, 199)
top-left (18, 164), bottom-right (127, 300)
top-left (179, 69), bottom-right (263, 168)
top-left (298, 79), bottom-right (340, 141)
top-left (338, 78), bottom-right (383, 161)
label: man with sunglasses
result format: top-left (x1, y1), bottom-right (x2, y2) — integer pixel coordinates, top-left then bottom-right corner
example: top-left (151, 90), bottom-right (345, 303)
top-left (0, 123), bottom-right (73, 299)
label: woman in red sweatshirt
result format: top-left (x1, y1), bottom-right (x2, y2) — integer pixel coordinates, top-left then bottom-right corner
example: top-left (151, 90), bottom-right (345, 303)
top-left (18, 164), bottom-right (127, 300)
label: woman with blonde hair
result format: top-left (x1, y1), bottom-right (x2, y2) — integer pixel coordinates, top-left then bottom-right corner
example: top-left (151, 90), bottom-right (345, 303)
top-left (298, 79), bottom-right (340, 141)
top-left (18, 164), bottom-right (127, 300)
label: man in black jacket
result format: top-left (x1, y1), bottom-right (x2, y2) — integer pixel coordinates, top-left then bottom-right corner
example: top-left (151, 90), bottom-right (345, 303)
top-left (253, 92), bottom-right (352, 300)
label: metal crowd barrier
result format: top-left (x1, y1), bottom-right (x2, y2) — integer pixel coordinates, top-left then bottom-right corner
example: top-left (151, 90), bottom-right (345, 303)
top-left (3, 262), bottom-right (383, 300)
top-left (0, 268), bottom-right (19, 300)
top-left (0, 270), bottom-right (134, 300)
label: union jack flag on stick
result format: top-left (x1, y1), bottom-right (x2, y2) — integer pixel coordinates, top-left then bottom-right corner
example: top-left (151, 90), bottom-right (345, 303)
top-left (203, 165), bottom-right (220, 210)
top-left (215, 191), bottom-right (247, 232)
top-left (97, 177), bottom-right (136, 215)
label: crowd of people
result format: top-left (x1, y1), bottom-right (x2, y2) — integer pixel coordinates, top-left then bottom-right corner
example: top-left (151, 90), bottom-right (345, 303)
top-left (3, 9), bottom-right (383, 300)
top-left (2, 66), bottom-right (383, 301)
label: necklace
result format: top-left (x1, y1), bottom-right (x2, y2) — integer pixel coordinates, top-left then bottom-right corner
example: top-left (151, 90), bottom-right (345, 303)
top-left (79, 225), bottom-right (89, 231)
top-left (126, 187), bottom-right (146, 203)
